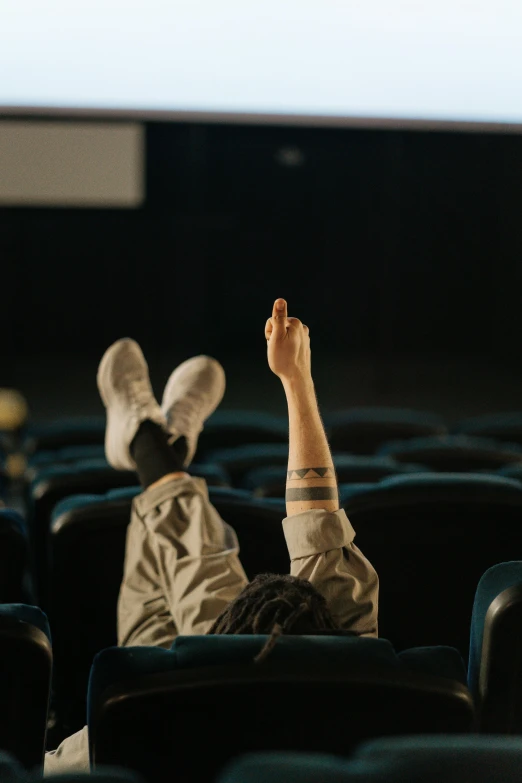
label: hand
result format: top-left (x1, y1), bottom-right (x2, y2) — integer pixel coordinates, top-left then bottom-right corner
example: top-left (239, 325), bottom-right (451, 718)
top-left (265, 298), bottom-right (311, 383)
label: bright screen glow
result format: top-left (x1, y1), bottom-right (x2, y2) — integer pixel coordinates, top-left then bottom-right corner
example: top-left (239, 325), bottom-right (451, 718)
top-left (2, 0), bottom-right (522, 129)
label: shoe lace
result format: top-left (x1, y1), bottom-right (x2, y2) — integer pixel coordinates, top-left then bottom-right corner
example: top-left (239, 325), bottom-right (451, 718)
top-left (126, 377), bottom-right (154, 414)
top-left (169, 389), bottom-right (203, 438)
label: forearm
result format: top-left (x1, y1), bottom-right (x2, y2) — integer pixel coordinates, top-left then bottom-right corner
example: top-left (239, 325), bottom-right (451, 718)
top-left (283, 373), bottom-right (339, 515)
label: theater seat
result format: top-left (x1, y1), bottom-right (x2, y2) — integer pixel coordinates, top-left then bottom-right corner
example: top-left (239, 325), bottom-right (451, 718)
top-left (206, 443), bottom-right (290, 486)
top-left (0, 605), bottom-right (52, 770)
top-left (323, 408), bottom-right (447, 455)
top-left (343, 473), bottom-right (522, 656)
top-left (0, 465), bottom-right (9, 500)
top-left (0, 509), bottom-right (29, 603)
top-left (469, 561), bottom-right (522, 733)
top-left (29, 459), bottom-right (231, 605)
top-left (28, 445), bottom-right (106, 470)
top-left (29, 459), bottom-right (139, 604)
top-left (378, 434), bottom-right (522, 472)
top-left (0, 751), bottom-right (23, 781)
top-left (49, 486), bottom-right (287, 737)
top-left (496, 463), bottom-right (522, 481)
top-left (244, 456), bottom-right (428, 499)
top-left (88, 635), bottom-right (473, 783)
top-left (195, 410), bottom-right (288, 460)
top-left (0, 750), bottom-right (144, 783)
top-left (454, 411), bottom-right (522, 448)
top-left (219, 736), bottom-right (522, 783)
top-left (23, 416), bottom-right (106, 454)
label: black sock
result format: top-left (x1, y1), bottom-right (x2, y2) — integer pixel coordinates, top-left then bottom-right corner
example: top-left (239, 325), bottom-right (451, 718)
top-left (130, 420), bottom-right (187, 489)
top-left (170, 433), bottom-right (189, 467)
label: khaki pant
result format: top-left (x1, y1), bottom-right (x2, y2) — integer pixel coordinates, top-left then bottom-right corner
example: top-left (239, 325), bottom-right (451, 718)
top-left (118, 475), bottom-right (249, 646)
top-left (45, 476), bottom-right (378, 775)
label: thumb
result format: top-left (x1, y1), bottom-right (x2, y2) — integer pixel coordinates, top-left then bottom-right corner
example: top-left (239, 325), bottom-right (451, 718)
top-left (272, 298), bottom-right (288, 337)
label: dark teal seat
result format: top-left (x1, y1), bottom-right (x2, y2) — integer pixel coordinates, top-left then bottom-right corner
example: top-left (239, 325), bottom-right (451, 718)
top-left (496, 463), bottom-right (522, 481)
top-left (323, 408), bottom-right (447, 455)
top-left (23, 416), bottom-right (106, 454)
top-left (0, 509), bottom-right (29, 603)
top-left (88, 635), bottom-right (472, 783)
top-left (454, 411), bottom-right (522, 448)
top-left (48, 486), bottom-right (287, 738)
top-left (343, 473), bottom-right (522, 656)
top-left (0, 604), bottom-right (52, 770)
top-left (29, 460), bottom-right (139, 604)
top-left (28, 444), bottom-right (106, 469)
top-left (378, 434), bottom-right (522, 472)
top-left (469, 561), bottom-right (522, 732)
top-left (0, 749), bottom-right (144, 783)
top-left (0, 464), bottom-right (9, 500)
top-left (206, 443), bottom-right (291, 486)
top-left (195, 410), bottom-right (288, 460)
top-left (0, 751), bottom-right (23, 781)
top-left (29, 459), bottom-right (231, 605)
top-left (219, 736), bottom-right (522, 783)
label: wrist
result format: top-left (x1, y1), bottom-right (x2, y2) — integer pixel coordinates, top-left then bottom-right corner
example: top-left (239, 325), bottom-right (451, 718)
top-left (281, 371), bottom-right (314, 397)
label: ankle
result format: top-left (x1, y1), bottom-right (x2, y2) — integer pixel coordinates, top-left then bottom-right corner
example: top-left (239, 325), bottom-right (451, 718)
top-left (131, 420), bottom-right (186, 488)
top-left (147, 472), bottom-right (189, 491)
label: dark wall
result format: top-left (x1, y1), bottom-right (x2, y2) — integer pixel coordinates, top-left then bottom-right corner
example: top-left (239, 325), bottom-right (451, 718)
top-left (1, 121), bottom-right (521, 361)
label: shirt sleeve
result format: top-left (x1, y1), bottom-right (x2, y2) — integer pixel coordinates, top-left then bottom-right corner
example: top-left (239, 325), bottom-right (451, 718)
top-left (44, 726), bottom-right (90, 775)
top-left (282, 508), bottom-right (379, 637)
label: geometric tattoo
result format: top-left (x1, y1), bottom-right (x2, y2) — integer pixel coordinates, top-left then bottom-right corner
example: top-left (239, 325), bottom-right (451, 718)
top-left (285, 486), bottom-right (338, 502)
top-left (287, 467), bottom-right (335, 480)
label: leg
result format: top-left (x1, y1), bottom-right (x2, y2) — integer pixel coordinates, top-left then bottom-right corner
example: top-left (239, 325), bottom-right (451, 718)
top-left (120, 475), bottom-right (248, 642)
top-left (117, 490), bottom-right (179, 648)
top-left (98, 338), bottom-right (248, 647)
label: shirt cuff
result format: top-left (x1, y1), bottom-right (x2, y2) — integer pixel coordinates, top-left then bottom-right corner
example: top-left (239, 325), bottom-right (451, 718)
top-left (282, 508), bottom-right (356, 560)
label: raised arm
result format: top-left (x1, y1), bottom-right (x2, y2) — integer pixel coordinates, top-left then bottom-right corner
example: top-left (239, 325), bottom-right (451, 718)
top-left (265, 298), bottom-right (338, 516)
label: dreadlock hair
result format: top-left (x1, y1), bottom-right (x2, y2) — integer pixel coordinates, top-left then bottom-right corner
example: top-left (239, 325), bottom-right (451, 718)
top-left (207, 573), bottom-right (359, 663)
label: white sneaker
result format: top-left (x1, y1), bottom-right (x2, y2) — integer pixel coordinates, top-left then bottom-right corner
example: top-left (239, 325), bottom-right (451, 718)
top-left (97, 338), bottom-right (167, 470)
top-left (161, 356), bottom-right (226, 467)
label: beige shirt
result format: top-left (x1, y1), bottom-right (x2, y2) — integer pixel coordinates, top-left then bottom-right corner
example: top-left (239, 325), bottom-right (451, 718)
top-left (44, 506), bottom-right (378, 774)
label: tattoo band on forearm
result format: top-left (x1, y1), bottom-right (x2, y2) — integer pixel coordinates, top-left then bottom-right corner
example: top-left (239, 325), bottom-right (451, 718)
top-left (285, 487), bottom-right (338, 502)
top-left (287, 467), bottom-right (335, 480)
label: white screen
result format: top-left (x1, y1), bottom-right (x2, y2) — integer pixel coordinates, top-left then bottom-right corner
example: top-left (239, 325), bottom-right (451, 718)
top-left (2, 0), bottom-right (522, 129)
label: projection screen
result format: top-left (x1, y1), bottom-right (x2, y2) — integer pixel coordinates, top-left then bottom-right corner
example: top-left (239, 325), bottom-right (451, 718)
top-left (2, 0), bottom-right (522, 131)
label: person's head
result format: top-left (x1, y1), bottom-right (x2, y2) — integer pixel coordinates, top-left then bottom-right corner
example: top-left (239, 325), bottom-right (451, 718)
top-left (208, 573), bottom-right (353, 660)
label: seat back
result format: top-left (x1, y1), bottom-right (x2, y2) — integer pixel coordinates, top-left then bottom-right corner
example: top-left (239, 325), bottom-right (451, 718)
top-left (0, 605), bottom-right (52, 770)
top-left (23, 416), bottom-right (106, 453)
top-left (378, 434), bottom-right (522, 472)
top-left (207, 443), bottom-right (291, 486)
top-left (0, 510), bottom-right (28, 603)
top-left (343, 473), bottom-right (522, 656)
top-left (28, 444), bottom-right (106, 470)
top-left (49, 487), bottom-right (287, 735)
top-left (323, 408), bottom-right (447, 455)
top-left (0, 751), bottom-right (25, 781)
top-left (29, 460), bottom-right (138, 604)
top-left (454, 411), bottom-right (522, 448)
top-left (88, 636), bottom-right (473, 783)
top-left (469, 561), bottom-right (522, 732)
top-left (29, 460), bottom-right (233, 605)
top-left (220, 736), bottom-right (522, 783)
top-left (195, 410), bottom-right (288, 460)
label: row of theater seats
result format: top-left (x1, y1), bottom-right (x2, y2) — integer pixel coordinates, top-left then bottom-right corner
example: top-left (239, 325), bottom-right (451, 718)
top-left (9, 472), bottom-right (522, 689)
top-left (4, 737), bottom-right (522, 783)
top-left (17, 407), bottom-right (522, 454)
top-left (3, 407), bottom-right (522, 778)
top-left (1, 554), bottom-right (522, 779)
